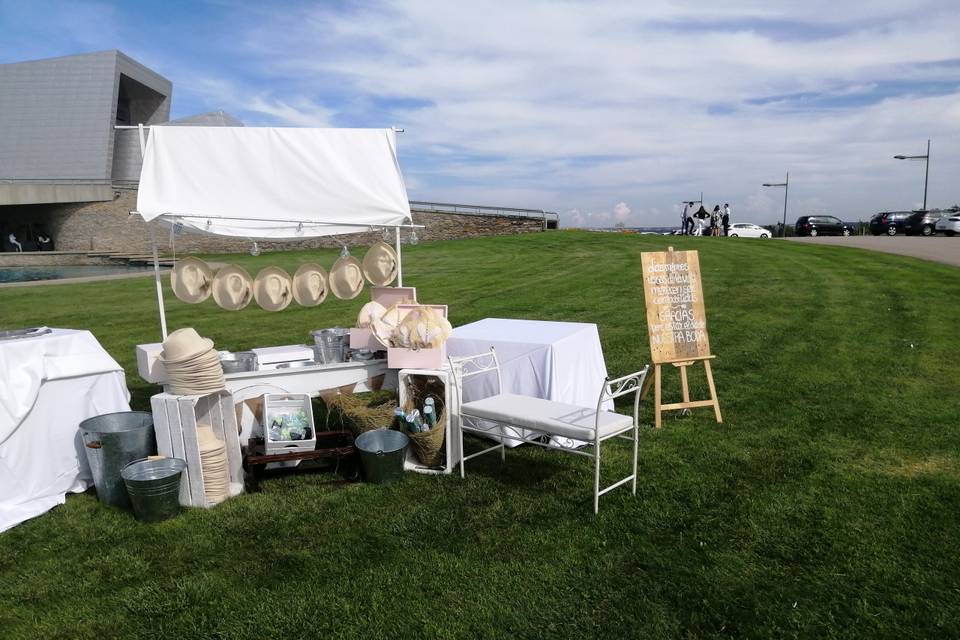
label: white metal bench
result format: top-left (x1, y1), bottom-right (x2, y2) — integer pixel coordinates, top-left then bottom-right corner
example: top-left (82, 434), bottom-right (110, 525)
top-left (448, 349), bottom-right (649, 514)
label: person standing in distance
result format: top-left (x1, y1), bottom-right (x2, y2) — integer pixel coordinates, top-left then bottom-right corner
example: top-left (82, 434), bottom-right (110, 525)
top-left (681, 202), bottom-right (691, 235)
top-left (711, 205), bottom-right (721, 236)
top-left (722, 203), bottom-right (731, 237)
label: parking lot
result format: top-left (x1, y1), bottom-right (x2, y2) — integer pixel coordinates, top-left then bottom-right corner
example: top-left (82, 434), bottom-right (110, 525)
top-left (786, 235), bottom-right (960, 268)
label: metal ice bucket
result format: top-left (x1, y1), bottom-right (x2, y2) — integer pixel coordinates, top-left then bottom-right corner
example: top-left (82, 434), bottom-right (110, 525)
top-left (310, 328), bottom-right (349, 364)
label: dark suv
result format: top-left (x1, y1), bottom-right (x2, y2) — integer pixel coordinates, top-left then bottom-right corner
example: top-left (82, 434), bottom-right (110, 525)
top-left (904, 210), bottom-right (944, 236)
top-left (869, 211), bottom-right (912, 236)
top-left (795, 215), bottom-right (853, 237)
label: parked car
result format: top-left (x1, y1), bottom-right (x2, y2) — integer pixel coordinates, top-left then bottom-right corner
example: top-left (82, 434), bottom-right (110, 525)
top-left (904, 210), bottom-right (944, 236)
top-left (795, 215), bottom-right (853, 237)
top-left (935, 211), bottom-right (960, 237)
top-left (868, 211), bottom-right (913, 236)
top-left (727, 223), bottom-right (770, 238)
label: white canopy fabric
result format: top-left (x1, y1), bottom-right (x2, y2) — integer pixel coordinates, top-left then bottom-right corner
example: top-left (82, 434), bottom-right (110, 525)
top-left (137, 127), bottom-right (412, 239)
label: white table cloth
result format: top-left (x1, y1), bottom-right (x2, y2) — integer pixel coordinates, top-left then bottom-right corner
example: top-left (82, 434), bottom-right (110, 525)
top-left (447, 319), bottom-right (612, 448)
top-left (0, 329), bottom-right (130, 532)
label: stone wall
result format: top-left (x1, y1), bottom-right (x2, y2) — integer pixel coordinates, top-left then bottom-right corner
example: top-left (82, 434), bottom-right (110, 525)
top-left (44, 189), bottom-right (545, 253)
top-left (0, 252), bottom-right (116, 267)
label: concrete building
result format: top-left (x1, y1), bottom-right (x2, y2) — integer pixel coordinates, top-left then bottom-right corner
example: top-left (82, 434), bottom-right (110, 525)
top-left (0, 50), bottom-right (172, 206)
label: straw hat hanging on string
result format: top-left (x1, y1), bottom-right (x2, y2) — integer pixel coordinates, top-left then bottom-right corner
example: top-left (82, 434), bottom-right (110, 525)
top-left (253, 267), bottom-right (293, 312)
top-left (212, 265), bottom-right (254, 311)
top-left (362, 241), bottom-right (399, 286)
top-left (170, 257), bottom-right (214, 304)
top-left (329, 248), bottom-right (365, 300)
top-left (292, 263), bottom-right (328, 307)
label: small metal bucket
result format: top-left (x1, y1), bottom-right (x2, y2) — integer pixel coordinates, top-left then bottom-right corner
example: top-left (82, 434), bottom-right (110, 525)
top-left (311, 328), bottom-right (349, 364)
top-left (79, 411), bottom-right (156, 509)
top-left (121, 458), bottom-right (186, 522)
top-left (355, 429), bottom-right (409, 484)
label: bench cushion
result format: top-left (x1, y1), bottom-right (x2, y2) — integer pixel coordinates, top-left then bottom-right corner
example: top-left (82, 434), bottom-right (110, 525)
top-left (460, 393), bottom-right (633, 441)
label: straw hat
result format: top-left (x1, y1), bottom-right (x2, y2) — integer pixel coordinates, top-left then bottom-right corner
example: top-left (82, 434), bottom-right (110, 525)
top-left (357, 301), bottom-right (387, 328)
top-left (253, 266), bottom-right (293, 312)
top-left (159, 327), bottom-right (215, 364)
top-left (292, 263), bottom-right (328, 307)
top-left (212, 265), bottom-right (254, 311)
top-left (361, 241), bottom-right (398, 286)
top-left (170, 257), bottom-right (213, 304)
top-left (329, 255), bottom-right (365, 300)
top-left (196, 424), bottom-right (229, 505)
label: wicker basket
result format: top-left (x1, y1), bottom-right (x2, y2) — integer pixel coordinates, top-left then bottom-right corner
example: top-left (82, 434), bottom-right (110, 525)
top-left (324, 393), bottom-right (397, 436)
top-left (407, 410), bottom-right (446, 467)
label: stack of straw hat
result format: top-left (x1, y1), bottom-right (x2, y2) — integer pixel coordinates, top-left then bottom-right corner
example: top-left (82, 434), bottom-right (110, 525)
top-left (196, 425), bottom-right (229, 505)
top-left (159, 328), bottom-right (225, 395)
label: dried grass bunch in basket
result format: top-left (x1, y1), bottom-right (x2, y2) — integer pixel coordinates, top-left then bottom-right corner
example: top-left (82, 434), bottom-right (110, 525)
top-left (324, 392), bottom-right (398, 436)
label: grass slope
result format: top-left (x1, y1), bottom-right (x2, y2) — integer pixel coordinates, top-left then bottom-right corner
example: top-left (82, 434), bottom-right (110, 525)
top-left (1, 231), bottom-right (958, 639)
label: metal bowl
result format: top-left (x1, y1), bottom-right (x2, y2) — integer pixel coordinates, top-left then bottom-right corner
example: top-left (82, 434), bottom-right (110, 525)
top-left (275, 360), bottom-right (314, 369)
top-left (0, 327), bottom-right (52, 341)
top-left (349, 349), bottom-right (377, 361)
top-left (219, 351), bottom-right (257, 373)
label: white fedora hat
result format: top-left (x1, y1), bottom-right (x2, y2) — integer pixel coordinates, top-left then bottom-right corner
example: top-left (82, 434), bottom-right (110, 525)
top-left (253, 266), bottom-right (293, 312)
top-left (361, 241), bottom-right (398, 286)
top-left (170, 257), bottom-right (214, 304)
top-left (329, 255), bottom-right (365, 300)
top-left (212, 265), bottom-right (254, 311)
top-left (159, 327), bottom-right (215, 364)
top-left (292, 263), bottom-right (328, 307)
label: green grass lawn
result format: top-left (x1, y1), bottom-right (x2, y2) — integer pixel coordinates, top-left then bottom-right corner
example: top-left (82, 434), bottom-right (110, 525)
top-left (1, 231), bottom-right (958, 639)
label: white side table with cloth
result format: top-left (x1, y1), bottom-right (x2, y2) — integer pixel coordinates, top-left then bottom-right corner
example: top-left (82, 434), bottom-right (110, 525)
top-left (0, 329), bottom-right (130, 532)
top-left (446, 319), bottom-right (612, 448)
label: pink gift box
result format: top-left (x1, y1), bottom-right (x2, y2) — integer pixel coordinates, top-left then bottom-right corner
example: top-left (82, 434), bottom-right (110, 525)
top-left (387, 346), bottom-right (446, 370)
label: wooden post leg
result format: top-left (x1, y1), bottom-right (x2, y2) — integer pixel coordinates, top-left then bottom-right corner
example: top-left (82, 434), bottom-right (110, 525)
top-left (654, 364), bottom-right (662, 429)
top-left (679, 364), bottom-right (691, 403)
top-left (703, 359), bottom-right (722, 423)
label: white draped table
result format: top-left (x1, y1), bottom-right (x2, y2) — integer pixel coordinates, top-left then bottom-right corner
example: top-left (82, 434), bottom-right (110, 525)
top-left (446, 319), bottom-right (612, 448)
top-left (0, 329), bottom-right (130, 532)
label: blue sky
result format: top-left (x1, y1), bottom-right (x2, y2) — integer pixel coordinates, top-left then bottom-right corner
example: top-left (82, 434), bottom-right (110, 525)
top-left (2, 0), bottom-right (959, 227)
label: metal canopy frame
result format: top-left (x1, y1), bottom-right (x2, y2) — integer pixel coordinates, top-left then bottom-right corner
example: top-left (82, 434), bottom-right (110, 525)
top-left (127, 123), bottom-right (417, 340)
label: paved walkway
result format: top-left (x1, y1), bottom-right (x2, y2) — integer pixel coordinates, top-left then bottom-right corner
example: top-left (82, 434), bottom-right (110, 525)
top-left (786, 236), bottom-right (960, 268)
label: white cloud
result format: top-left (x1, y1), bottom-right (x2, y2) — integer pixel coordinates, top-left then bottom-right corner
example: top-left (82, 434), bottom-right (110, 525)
top-left (613, 202), bottom-right (631, 222)
top-left (220, 1), bottom-right (960, 225)
top-left (244, 96), bottom-right (334, 127)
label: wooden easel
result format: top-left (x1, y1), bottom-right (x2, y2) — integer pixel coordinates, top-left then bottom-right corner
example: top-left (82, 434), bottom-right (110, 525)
top-left (652, 355), bottom-right (722, 428)
top-left (640, 247), bottom-right (723, 428)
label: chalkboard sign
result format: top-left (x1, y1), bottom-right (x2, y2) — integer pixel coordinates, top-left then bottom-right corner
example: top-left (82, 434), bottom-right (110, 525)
top-left (640, 249), bottom-right (711, 363)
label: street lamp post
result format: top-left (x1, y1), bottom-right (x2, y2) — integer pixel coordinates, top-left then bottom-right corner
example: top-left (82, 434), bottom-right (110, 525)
top-left (762, 172), bottom-right (790, 237)
top-left (894, 139), bottom-right (931, 211)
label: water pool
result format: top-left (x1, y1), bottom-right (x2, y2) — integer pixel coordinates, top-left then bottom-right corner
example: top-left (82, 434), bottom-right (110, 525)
top-left (0, 265), bottom-right (163, 283)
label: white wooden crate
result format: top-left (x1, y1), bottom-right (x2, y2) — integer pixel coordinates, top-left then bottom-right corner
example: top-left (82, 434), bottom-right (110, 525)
top-left (150, 391), bottom-right (245, 508)
top-left (398, 367), bottom-right (461, 475)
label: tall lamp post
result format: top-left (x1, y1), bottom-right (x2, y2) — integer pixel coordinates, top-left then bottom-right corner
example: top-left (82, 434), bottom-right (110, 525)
top-left (762, 172), bottom-right (789, 237)
top-left (894, 139), bottom-right (930, 211)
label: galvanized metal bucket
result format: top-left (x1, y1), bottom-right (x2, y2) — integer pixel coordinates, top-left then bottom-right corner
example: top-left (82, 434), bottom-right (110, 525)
top-left (79, 411), bottom-right (156, 509)
top-left (311, 328), bottom-right (349, 364)
top-left (121, 457), bottom-right (186, 522)
top-left (355, 429), bottom-right (409, 484)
